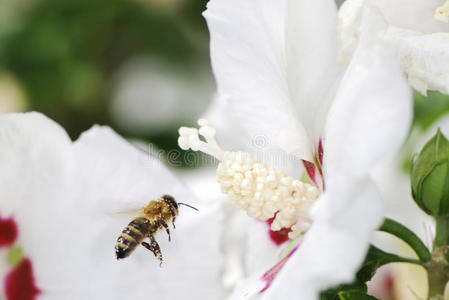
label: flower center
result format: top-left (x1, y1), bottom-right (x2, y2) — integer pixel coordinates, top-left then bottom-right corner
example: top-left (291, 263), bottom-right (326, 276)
top-left (435, 0), bottom-right (449, 22)
top-left (178, 120), bottom-right (319, 240)
top-left (0, 216), bottom-right (18, 248)
top-left (0, 215), bottom-right (40, 300)
top-left (5, 258), bottom-right (40, 300)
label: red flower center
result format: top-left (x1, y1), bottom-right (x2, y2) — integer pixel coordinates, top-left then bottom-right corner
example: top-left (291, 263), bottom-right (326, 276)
top-left (5, 258), bottom-right (40, 300)
top-left (0, 217), bottom-right (18, 248)
top-left (266, 216), bottom-right (292, 246)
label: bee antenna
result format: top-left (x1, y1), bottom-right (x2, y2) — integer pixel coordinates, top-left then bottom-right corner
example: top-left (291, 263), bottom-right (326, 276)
top-left (177, 202), bottom-right (199, 211)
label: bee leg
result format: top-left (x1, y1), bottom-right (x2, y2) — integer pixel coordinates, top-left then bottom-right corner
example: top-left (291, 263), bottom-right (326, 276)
top-left (160, 220), bottom-right (171, 242)
top-left (168, 206), bottom-right (176, 229)
top-left (168, 205), bottom-right (176, 216)
top-left (142, 236), bottom-right (163, 267)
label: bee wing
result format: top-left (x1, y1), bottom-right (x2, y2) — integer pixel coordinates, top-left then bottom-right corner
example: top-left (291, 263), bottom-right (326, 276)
top-left (111, 208), bottom-right (142, 215)
top-left (107, 207), bottom-right (144, 219)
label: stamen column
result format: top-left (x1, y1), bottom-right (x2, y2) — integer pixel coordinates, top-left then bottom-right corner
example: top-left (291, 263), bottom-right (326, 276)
top-left (179, 120), bottom-right (319, 240)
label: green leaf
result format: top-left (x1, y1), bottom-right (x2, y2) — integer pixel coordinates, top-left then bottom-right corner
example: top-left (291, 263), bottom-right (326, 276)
top-left (320, 245), bottom-right (420, 299)
top-left (338, 290), bottom-right (379, 300)
top-left (320, 282), bottom-right (367, 300)
top-left (379, 218), bottom-right (431, 263)
top-left (414, 91), bottom-right (449, 131)
top-left (357, 246), bottom-right (420, 283)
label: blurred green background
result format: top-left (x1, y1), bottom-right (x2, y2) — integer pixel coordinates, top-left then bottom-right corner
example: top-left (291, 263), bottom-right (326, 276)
top-left (0, 0), bottom-right (214, 162)
top-left (0, 0), bottom-right (448, 169)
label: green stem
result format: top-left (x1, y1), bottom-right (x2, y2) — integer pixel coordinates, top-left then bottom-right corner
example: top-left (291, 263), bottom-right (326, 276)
top-left (434, 216), bottom-right (449, 248)
top-left (379, 218), bottom-right (432, 263)
top-left (426, 258), bottom-right (449, 299)
top-left (427, 217), bottom-right (449, 299)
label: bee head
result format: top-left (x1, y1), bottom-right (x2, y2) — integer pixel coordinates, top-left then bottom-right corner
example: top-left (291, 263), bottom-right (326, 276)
top-left (162, 194), bottom-right (178, 215)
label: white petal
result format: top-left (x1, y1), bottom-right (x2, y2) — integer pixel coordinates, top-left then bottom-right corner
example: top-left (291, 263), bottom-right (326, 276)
top-left (338, 0), bottom-right (366, 64)
top-left (339, 0), bottom-right (449, 94)
top-left (385, 28), bottom-right (449, 95)
top-left (223, 212), bottom-right (281, 299)
top-left (285, 0), bottom-right (340, 137)
top-left (203, 95), bottom-right (252, 152)
top-left (263, 178), bottom-right (383, 300)
top-left (0, 112), bottom-right (73, 216)
top-left (341, 0), bottom-right (449, 35)
top-left (371, 158), bottom-right (433, 247)
top-left (204, 0), bottom-right (313, 161)
top-left (371, 0), bottom-right (449, 33)
top-left (0, 113), bottom-right (222, 299)
top-left (204, 97), bottom-right (305, 178)
top-left (325, 6), bottom-right (413, 180)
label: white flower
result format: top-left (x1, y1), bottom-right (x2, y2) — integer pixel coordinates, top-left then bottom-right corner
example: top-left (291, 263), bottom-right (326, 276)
top-left (110, 58), bottom-right (213, 134)
top-left (339, 0), bottom-right (449, 95)
top-left (0, 112), bottom-right (222, 299)
top-left (178, 0), bottom-right (413, 299)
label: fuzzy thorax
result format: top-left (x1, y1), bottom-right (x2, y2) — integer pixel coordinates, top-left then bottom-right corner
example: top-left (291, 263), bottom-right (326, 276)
top-left (178, 119), bottom-right (319, 239)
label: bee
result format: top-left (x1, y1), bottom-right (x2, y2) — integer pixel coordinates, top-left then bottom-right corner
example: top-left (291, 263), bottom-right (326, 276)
top-left (115, 194), bottom-right (197, 266)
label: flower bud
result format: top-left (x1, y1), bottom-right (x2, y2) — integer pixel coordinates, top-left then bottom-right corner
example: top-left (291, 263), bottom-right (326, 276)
top-left (411, 129), bottom-right (449, 216)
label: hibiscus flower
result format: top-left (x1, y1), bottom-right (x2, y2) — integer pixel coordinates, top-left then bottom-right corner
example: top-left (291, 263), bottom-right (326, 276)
top-left (178, 0), bottom-right (413, 299)
top-left (0, 112), bottom-right (222, 299)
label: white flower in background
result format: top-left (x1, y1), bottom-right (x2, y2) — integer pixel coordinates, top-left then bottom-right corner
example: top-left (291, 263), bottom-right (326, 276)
top-left (0, 72), bottom-right (27, 113)
top-left (110, 57), bottom-right (213, 135)
top-left (339, 0), bottom-right (449, 95)
top-left (0, 112), bottom-right (222, 299)
top-left (178, 0), bottom-right (413, 299)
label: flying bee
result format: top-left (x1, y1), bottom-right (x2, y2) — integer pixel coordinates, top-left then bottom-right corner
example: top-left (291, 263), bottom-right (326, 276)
top-left (115, 194), bottom-right (198, 266)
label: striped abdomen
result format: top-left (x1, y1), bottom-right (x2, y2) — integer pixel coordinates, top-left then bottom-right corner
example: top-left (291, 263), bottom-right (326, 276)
top-left (115, 217), bottom-right (151, 259)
